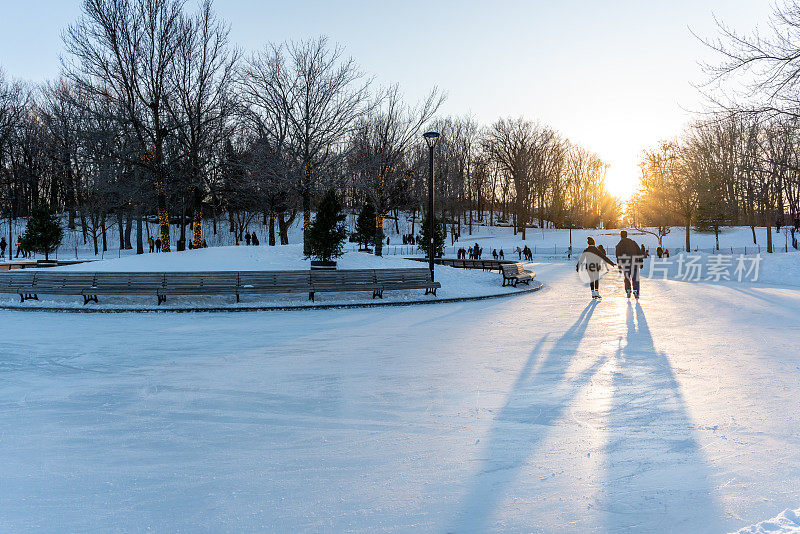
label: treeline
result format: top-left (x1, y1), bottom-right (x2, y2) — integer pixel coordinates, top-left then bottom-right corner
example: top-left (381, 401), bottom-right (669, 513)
top-left (631, 1), bottom-right (800, 253)
top-left (0, 0), bottom-right (617, 257)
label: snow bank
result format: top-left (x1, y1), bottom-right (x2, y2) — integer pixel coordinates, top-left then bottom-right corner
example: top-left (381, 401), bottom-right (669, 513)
top-left (734, 508), bottom-right (800, 534)
top-left (1, 245), bottom-right (538, 309)
top-left (54, 244), bottom-right (422, 272)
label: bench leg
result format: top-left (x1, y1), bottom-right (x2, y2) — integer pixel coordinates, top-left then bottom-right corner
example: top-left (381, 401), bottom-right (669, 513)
top-left (308, 292), bottom-right (314, 302)
top-left (157, 295), bottom-right (166, 305)
top-left (20, 293), bottom-right (38, 303)
top-left (236, 293), bottom-right (240, 303)
top-left (83, 295), bottom-right (98, 305)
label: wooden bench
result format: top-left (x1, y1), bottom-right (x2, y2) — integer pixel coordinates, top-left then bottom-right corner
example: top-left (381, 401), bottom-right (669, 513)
top-left (238, 271), bottom-right (312, 302)
top-left (0, 268), bottom-right (441, 305)
top-left (309, 269), bottom-right (379, 301)
top-left (501, 263), bottom-right (536, 287)
top-left (373, 268), bottom-right (440, 298)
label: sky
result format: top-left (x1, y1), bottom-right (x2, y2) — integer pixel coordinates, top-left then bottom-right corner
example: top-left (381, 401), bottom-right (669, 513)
top-left (0, 0), bottom-right (775, 199)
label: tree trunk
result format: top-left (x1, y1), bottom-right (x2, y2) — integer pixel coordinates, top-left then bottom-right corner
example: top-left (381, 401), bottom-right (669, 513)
top-left (136, 216), bottom-right (144, 254)
top-left (101, 213), bottom-right (108, 252)
top-left (117, 215), bottom-right (124, 250)
top-left (269, 212), bottom-right (276, 246)
top-left (192, 187), bottom-right (203, 249)
top-left (685, 224), bottom-right (691, 252)
top-left (179, 200), bottom-right (186, 250)
top-left (375, 213), bottom-right (383, 256)
top-left (124, 214), bottom-right (133, 249)
top-left (302, 160), bottom-right (312, 255)
top-left (157, 189), bottom-right (170, 252)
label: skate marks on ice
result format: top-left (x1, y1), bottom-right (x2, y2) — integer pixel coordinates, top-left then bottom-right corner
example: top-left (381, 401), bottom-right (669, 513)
top-left (452, 299), bottom-right (724, 532)
top-left (454, 300), bottom-right (607, 531)
top-left (600, 302), bottom-right (724, 533)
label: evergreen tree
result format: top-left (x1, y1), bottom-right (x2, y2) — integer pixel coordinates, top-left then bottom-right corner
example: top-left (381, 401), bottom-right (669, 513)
top-left (417, 214), bottom-right (446, 258)
top-left (353, 199), bottom-right (376, 251)
top-left (21, 203), bottom-right (64, 261)
top-left (306, 189), bottom-right (347, 262)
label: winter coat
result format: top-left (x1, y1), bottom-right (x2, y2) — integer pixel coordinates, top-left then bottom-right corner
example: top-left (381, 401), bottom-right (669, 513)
top-left (576, 245), bottom-right (615, 281)
top-left (616, 237), bottom-right (643, 268)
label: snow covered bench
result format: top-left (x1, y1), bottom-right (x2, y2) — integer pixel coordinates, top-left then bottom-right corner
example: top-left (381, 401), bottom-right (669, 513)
top-left (501, 263), bottom-right (535, 287)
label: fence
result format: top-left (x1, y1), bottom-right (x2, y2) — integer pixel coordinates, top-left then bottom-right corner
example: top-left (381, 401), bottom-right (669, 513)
top-left (348, 243), bottom-right (796, 258)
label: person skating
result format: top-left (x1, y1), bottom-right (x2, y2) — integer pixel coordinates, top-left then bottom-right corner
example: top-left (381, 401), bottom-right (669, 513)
top-left (245, 232), bottom-right (251, 246)
top-left (576, 236), bottom-right (616, 299)
top-left (0, 237), bottom-right (6, 259)
top-left (155, 238), bottom-right (161, 252)
top-left (616, 230), bottom-right (644, 299)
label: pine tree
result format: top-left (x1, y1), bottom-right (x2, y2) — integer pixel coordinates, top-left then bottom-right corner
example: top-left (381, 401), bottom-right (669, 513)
top-left (353, 199), bottom-right (376, 251)
top-left (417, 214), bottom-right (446, 258)
top-left (21, 203), bottom-right (64, 261)
top-left (306, 189), bottom-right (347, 262)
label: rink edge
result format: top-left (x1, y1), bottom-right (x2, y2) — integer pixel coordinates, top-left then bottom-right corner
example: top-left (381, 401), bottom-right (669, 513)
top-left (0, 280), bottom-right (543, 313)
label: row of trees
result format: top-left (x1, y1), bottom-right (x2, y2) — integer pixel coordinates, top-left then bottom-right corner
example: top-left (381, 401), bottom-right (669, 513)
top-left (631, 1), bottom-right (800, 253)
top-left (0, 0), bottom-right (618, 259)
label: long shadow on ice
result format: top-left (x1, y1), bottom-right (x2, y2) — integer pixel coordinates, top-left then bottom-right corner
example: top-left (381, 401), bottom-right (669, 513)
top-left (453, 300), bottom-right (606, 531)
top-left (601, 302), bottom-right (724, 532)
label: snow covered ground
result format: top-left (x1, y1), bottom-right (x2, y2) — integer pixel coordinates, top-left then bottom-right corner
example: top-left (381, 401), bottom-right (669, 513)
top-left (0, 245), bottom-right (536, 309)
top-left (3, 211), bottom-right (796, 263)
top-left (735, 508), bottom-right (800, 533)
top-left (1, 259), bottom-right (799, 531)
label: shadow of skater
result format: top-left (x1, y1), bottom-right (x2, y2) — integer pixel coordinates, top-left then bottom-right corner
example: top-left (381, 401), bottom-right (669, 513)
top-left (454, 300), bottom-right (606, 531)
top-left (602, 302), bottom-right (724, 532)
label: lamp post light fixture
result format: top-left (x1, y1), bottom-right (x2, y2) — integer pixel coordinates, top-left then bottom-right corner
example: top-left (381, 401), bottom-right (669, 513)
top-left (423, 131), bottom-right (440, 282)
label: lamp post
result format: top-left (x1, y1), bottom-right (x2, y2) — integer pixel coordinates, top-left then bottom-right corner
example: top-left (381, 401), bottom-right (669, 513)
top-left (423, 131), bottom-right (440, 282)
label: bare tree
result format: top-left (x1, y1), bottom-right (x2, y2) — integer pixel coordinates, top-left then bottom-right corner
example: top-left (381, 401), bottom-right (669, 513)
top-left (168, 0), bottom-right (238, 248)
top-left (348, 85), bottom-right (443, 255)
top-left (242, 37), bottom-right (371, 254)
top-left (64, 0), bottom-right (185, 251)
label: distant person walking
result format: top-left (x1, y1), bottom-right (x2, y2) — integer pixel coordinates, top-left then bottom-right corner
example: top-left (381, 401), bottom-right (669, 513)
top-left (0, 237), bottom-right (6, 259)
top-left (516, 246), bottom-right (522, 260)
top-left (148, 237), bottom-right (155, 253)
top-left (245, 232), bottom-right (251, 246)
top-left (252, 232), bottom-right (259, 246)
top-left (15, 238), bottom-right (23, 258)
top-left (576, 236), bottom-right (616, 300)
top-left (155, 238), bottom-right (162, 252)
top-left (616, 230), bottom-right (644, 299)
top-left (499, 249), bottom-right (504, 260)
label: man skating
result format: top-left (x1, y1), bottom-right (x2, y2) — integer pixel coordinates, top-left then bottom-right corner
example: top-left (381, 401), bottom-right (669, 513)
top-left (615, 230), bottom-right (644, 299)
top-left (576, 236), bottom-right (616, 299)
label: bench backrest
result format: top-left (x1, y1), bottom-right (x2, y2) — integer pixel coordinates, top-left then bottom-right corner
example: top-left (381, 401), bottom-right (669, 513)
top-left (374, 268), bottom-right (433, 284)
top-left (238, 270), bottom-right (310, 290)
top-left (311, 269), bottom-right (375, 286)
top-left (0, 267), bottom-right (435, 294)
top-left (501, 263), bottom-right (526, 276)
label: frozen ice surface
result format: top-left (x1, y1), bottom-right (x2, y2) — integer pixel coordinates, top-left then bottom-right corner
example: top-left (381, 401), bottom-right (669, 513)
top-left (0, 260), bottom-right (799, 531)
